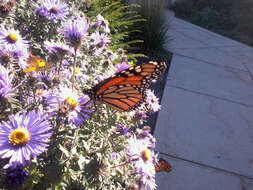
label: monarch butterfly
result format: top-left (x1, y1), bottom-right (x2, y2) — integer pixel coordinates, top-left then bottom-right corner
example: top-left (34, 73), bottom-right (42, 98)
top-left (83, 61), bottom-right (166, 112)
top-left (155, 158), bottom-right (172, 173)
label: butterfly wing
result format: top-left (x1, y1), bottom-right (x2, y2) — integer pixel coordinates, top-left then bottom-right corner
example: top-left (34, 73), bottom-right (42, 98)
top-left (84, 61), bottom-right (166, 112)
top-left (97, 85), bottom-right (146, 112)
top-left (24, 55), bottom-right (53, 73)
top-left (155, 158), bottom-right (172, 173)
top-left (96, 61), bottom-right (166, 92)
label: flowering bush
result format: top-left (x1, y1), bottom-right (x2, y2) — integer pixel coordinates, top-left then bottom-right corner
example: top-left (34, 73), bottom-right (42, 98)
top-left (0, 0), bottom-right (163, 189)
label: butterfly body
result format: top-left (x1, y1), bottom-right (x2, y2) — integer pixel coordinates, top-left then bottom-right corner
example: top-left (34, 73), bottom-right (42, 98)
top-left (83, 61), bottom-right (166, 112)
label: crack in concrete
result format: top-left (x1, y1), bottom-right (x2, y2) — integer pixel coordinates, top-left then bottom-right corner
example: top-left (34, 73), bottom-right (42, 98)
top-left (171, 52), bottom-right (249, 73)
top-left (165, 85), bottom-right (253, 108)
top-left (158, 152), bottom-right (253, 181)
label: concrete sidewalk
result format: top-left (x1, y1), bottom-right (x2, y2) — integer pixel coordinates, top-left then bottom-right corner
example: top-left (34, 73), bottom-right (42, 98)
top-left (155, 11), bottom-right (253, 190)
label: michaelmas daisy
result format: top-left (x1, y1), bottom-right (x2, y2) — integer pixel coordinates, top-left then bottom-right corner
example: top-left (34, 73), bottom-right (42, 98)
top-left (146, 89), bottom-right (161, 112)
top-left (0, 111), bottom-right (52, 167)
top-left (62, 17), bottom-right (89, 48)
top-left (45, 87), bottom-right (93, 127)
top-left (35, 0), bottom-right (69, 22)
top-left (0, 27), bottom-right (28, 53)
top-left (126, 135), bottom-right (157, 190)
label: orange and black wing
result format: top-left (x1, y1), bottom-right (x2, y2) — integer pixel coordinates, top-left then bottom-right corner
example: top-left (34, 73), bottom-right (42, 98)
top-left (96, 85), bottom-right (146, 112)
top-left (155, 158), bottom-right (172, 173)
top-left (83, 61), bottom-right (167, 112)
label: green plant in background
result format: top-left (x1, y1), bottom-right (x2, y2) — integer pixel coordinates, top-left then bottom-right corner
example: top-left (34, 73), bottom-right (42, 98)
top-left (128, 0), bottom-right (171, 53)
top-left (86, 0), bottom-right (146, 61)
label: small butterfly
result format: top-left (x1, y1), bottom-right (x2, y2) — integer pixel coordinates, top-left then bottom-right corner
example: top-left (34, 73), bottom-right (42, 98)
top-left (24, 55), bottom-right (53, 73)
top-left (155, 158), bottom-right (172, 173)
top-left (83, 61), bottom-right (167, 112)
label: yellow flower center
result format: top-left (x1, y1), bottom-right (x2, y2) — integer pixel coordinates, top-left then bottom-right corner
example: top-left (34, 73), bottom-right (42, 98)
top-left (9, 127), bottom-right (31, 146)
top-left (7, 33), bottom-right (18, 43)
top-left (141, 149), bottom-right (151, 161)
top-left (65, 97), bottom-right (78, 108)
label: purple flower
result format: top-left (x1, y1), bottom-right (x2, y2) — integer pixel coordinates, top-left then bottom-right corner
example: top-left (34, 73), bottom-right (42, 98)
top-left (3, 164), bottom-right (29, 186)
top-left (138, 152), bottom-right (157, 190)
top-left (91, 31), bottom-right (110, 48)
top-left (36, 6), bottom-right (48, 18)
top-left (114, 62), bottom-right (130, 73)
top-left (126, 136), bottom-right (151, 163)
top-left (35, 0), bottom-right (69, 22)
top-left (139, 129), bottom-right (156, 149)
top-left (45, 87), bottom-right (93, 127)
top-left (14, 50), bottom-right (29, 70)
top-left (126, 136), bottom-right (157, 190)
top-left (146, 89), bottom-right (161, 112)
top-left (134, 110), bottom-right (147, 120)
top-left (0, 65), bottom-right (14, 99)
top-left (0, 111), bottom-right (52, 167)
top-left (0, 47), bottom-right (12, 66)
top-left (44, 40), bottom-right (71, 55)
top-left (116, 125), bottom-right (130, 137)
top-left (140, 170), bottom-right (157, 190)
top-left (44, 40), bottom-right (72, 61)
top-left (95, 14), bottom-right (110, 33)
top-left (62, 17), bottom-right (89, 48)
top-left (0, 27), bottom-right (28, 51)
top-left (36, 69), bottom-right (57, 88)
top-left (139, 130), bottom-right (150, 139)
top-left (111, 153), bottom-right (117, 159)
top-left (0, 45), bottom-right (29, 69)
top-left (13, 48), bottom-right (29, 59)
top-left (0, 27), bottom-right (29, 66)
